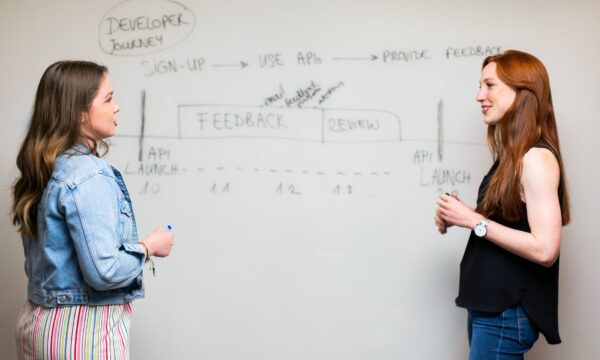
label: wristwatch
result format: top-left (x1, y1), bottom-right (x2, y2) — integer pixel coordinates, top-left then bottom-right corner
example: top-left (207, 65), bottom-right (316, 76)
top-left (473, 219), bottom-right (489, 238)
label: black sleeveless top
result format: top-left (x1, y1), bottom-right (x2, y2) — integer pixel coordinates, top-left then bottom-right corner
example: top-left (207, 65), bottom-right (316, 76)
top-left (455, 157), bottom-right (561, 344)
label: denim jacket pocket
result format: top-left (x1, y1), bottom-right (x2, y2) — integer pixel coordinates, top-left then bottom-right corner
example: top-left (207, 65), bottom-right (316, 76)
top-left (118, 199), bottom-right (134, 242)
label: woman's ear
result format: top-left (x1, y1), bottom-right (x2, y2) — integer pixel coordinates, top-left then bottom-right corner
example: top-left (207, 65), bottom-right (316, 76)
top-left (80, 111), bottom-right (91, 139)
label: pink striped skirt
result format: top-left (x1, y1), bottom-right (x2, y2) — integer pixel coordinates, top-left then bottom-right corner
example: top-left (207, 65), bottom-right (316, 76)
top-left (15, 301), bottom-right (132, 360)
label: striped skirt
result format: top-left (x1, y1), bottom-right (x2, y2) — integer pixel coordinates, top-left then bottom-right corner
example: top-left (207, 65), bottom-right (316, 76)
top-left (15, 301), bottom-right (132, 360)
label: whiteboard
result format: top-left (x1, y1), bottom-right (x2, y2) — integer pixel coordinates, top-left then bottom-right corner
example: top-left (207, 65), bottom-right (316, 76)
top-left (1, 1), bottom-right (599, 359)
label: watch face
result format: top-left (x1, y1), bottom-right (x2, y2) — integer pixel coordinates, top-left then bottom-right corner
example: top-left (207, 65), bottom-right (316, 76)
top-left (474, 223), bottom-right (486, 237)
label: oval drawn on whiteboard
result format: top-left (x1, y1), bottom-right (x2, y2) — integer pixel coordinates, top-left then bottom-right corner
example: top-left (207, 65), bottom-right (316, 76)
top-left (99, 0), bottom-right (195, 56)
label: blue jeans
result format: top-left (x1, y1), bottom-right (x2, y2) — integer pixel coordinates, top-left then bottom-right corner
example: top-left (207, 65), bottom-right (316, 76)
top-left (468, 305), bottom-right (539, 360)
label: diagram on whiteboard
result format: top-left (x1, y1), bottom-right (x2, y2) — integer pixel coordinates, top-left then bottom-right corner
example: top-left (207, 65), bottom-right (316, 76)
top-left (100, 0), bottom-right (493, 199)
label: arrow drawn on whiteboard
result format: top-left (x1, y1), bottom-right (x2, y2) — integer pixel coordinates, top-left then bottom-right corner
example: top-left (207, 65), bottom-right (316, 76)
top-left (212, 61), bottom-right (248, 69)
top-left (332, 55), bottom-right (378, 61)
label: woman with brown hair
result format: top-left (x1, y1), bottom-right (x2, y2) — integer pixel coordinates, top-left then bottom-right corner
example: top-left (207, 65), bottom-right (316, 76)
top-left (12, 60), bottom-right (174, 359)
top-left (435, 50), bottom-right (570, 359)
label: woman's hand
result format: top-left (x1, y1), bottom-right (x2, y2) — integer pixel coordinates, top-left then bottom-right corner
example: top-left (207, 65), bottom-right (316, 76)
top-left (435, 205), bottom-right (449, 234)
top-left (435, 192), bottom-right (465, 234)
top-left (140, 227), bottom-right (174, 258)
top-left (436, 193), bottom-right (483, 231)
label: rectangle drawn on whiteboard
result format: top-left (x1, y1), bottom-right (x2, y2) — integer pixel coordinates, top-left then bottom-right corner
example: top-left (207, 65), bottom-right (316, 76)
top-left (177, 105), bottom-right (401, 143)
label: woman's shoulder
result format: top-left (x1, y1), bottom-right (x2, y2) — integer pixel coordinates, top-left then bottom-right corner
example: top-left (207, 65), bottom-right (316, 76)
top-left (53, 151), bottom-right (113, 187)
top-left (522, 147), bottom-right (560, 186)
top-left (523, 146), bottom-right (558, 166)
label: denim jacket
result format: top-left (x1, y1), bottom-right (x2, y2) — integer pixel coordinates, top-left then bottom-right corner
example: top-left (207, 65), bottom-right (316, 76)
top-left (23, 145), bottom-right (146, 306)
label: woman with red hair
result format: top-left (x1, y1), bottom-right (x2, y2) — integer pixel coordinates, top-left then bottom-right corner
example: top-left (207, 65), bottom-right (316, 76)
top-left (435, 50), bottom-right (570, 359)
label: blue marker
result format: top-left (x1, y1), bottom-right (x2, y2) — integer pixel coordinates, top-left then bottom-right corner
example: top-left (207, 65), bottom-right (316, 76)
top-left (164, 225), bottom-right (172, 231)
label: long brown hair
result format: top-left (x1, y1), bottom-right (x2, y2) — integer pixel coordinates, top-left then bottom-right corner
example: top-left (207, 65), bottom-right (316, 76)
top-left (476, 50), bottom-right (570, 225)
top-left (12, 60), bottom-right (108, 236)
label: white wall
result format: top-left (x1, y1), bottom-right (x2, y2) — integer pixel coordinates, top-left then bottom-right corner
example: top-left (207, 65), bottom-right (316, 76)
top-left (1, 0), bottom-right (598, 358)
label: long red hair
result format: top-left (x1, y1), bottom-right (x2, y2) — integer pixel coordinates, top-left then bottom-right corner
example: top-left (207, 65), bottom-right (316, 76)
top-left (477, 50), bottom-right (570, 225)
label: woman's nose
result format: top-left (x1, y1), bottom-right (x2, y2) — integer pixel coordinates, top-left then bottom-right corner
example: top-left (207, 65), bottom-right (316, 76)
top-left (475, 88), bottom-right (486, 102)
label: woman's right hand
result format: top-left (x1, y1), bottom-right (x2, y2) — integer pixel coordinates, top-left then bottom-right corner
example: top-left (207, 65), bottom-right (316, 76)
top-left (435, 206), bottom-right (449, 234)
top-left (435, 192), bottom-right (460, 234)
top-left (140, 227), bottom-right (174, 258)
